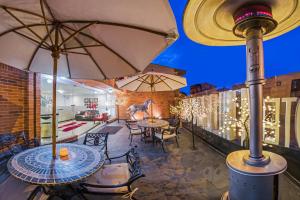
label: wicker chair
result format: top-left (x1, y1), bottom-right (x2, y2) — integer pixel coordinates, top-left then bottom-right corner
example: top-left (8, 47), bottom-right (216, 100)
top-left (80, 148), bottom-right (145, 199)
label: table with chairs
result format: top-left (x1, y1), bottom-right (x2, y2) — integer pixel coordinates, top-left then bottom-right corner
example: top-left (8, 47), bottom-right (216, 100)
top-left (7, 143), bottom-right (105, 199)
top-left (1, 127), bottom-right (145, 200)
top-left (125, 118), bottom-right (181, 152)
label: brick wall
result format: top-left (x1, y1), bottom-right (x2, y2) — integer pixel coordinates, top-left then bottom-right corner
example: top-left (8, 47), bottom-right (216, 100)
top-left (116, 90), bottom-right (178, 120)
top-left (0, 63), bottom-right (40, 139)
top-left (264, 73), bottom-right (300, 98)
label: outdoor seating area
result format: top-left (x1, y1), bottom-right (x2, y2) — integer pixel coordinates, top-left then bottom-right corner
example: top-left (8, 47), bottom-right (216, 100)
top-left (1, 0), bottom-right (300, 200)
top-left (3, 121), bottom-right (300, 200)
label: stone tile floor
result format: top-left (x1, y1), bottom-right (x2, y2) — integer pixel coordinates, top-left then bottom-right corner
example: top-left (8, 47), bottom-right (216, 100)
top-left (77, 121), bottom-right (300, 199)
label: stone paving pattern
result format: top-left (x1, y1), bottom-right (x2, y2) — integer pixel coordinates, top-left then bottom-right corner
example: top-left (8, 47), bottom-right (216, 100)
top-left (75, 121), bottom-right (300, 199)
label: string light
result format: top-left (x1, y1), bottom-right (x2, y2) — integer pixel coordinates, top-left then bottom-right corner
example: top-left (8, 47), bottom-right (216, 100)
top-left (176, 90), bottom-right (280, 147)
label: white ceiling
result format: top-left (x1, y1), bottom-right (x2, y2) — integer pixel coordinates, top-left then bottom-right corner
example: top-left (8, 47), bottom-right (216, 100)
top-left (41, 74), bottom-right (112, 95)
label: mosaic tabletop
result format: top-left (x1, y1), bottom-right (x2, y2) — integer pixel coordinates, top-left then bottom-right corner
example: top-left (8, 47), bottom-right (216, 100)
top-left (7, 143), bottom-right (104, 185)
top-left (137, 119), bottom-right (169, 128)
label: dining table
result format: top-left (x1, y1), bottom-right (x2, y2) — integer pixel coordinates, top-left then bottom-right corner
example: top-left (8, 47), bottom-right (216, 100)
top-left (137, 119), bottom-right (169, 143)
top-left (7, 143), bottom-right (105, 199)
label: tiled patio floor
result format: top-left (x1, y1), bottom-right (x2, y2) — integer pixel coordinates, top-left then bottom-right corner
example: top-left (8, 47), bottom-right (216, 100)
top-left (77, 121), bottom-right (300, 200)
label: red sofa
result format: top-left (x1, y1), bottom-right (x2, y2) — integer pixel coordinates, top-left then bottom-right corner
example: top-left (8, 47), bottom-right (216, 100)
top-left (93, 113), bottom-right (109, 123)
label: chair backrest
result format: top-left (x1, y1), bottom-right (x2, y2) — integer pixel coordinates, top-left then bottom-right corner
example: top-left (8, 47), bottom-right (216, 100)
top-left (83, 132), bottom-right (109, 151)
top-left (0, 132), bottom-right (40, 183)
top-left (0, 133), bottom-right (16, 150)
top-left (0, 133), bottom-right (25, 183)
top-left (0, 149), bottom-right (13, 183)
top-left (1, 132), bottom-right (39, 148)
top-left (125, 121), bottom-right (139, 130)
top-left (169, 117), bottom-right (180, 127)
top-left (126, 148), bottom-right (144, 184)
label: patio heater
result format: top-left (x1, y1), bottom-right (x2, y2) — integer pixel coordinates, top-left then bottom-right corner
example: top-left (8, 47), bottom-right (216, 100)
top-left (224, 5), bottom-right (287, 199)
top-left (183, 0), bottom-right (300, 199)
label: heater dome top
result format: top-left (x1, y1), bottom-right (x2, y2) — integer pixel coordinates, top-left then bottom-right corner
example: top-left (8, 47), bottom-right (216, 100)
top-left (183, 0), bottom-right (300, 46)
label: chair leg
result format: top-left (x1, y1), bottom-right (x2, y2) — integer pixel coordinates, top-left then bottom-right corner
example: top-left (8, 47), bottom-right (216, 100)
top-left (28, 186), bottom-right (43, 200)
top-left (152, 129), bottom-right (155, 146)
top-left (161, 141), bottom-right (166, 152)
top-left (176, 136), bottom-right (179, 147)
top-left (130, 134), bottom-right (133, 146)
top-left (69, 185), bottom-right (88, 200)
top-left (105, 150), bottom-right (111, 163)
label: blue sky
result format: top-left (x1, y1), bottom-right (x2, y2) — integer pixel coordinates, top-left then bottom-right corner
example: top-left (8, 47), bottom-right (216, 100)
top-left (154, 0), bottom-right (300, 94)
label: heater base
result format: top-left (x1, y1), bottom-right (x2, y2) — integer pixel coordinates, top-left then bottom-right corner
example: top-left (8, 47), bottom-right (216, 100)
top-left (223, 150), bottom-right (287, 200)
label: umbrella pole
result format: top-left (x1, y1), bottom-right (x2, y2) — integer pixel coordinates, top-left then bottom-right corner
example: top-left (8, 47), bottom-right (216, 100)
top-left (51, 27), bottom-right (60, 159)
top-left (150, 75), bottom-right (154, 122)
top-left (52, 58), bottom-right (57, 158)
top-left (151, 88), bottom-right (153, 121)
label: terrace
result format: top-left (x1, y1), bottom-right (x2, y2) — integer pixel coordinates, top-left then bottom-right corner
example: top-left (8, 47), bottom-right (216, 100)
top-left (1, 1), bottom-right (300, 200)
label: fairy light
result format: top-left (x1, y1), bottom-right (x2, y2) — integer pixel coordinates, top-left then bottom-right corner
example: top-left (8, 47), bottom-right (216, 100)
top-left (177, 89), bottom-right (279, 146)
top-left (263, 97), bottom-right (280, 143)
top-left (170, 100), bottom-right (184, 119)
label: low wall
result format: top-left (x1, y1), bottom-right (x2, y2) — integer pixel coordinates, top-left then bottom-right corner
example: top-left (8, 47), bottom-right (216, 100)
top-left (183, 121), bottom-right (300, 183)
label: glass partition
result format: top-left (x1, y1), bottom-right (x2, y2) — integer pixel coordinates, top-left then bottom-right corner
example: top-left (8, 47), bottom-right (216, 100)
top-left (40, 74), bottom-right (116, 144)
top-left (178, 88), bottom-right (300, 181)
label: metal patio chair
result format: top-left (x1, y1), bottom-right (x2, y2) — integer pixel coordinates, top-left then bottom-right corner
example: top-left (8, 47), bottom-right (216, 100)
top-left (83, 132), bottom-right (111, 162)
top-left (126, 120), bottom-right (145, 145)
top-left (80, 148), bottom-right (145, 199)
top-left (154, 123), bottom-right (180, 152)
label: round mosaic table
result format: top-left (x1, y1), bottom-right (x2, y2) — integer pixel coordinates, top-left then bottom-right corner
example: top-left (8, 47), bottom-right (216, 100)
top-left (7, 143), bottom-right (104, 186)
top-left (137, 119), bottom-right (169, 128)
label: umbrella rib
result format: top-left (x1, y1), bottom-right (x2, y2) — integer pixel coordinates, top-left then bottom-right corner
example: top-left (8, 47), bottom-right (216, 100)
top-left (59, 22), bottom-right (96, 48)
top-left (62, 27), bottom-right (107, 79)
top-left (58, 29), bottom-right (71, 79)
top-left (41, 0), bottom-right (56, 20)
top-left (27, 26), bottom-right (55, 71)
top-left (61, 51), bottom-right (89, 55)
top-left (153, 75), bottom-right (163, 84)
top-left (156, 75), bottom-right (173, 90)
top-left (160, 74), bottom-right (186, 85)
top-left (62, 25), bottom-right (140, 73)
top-left (40, 0), bottom-right (54, 46)
top-left (118, 74), bottom-right (148, 89)
top-left (13, 30), bottom-right (49, 49)
top-left (61, 20), bottom-right (169, 37)
top-left (0, 5), bottom-right (51, 21)
top-left (63, 44), bottom-right (103, 50)
top-left (135, 75), bottom-right (150, 91)
top-left (0, 24), bottom-right (45, 37)
top-left (138, 75), bottom-right (151, 85)
top-left (2, 7), bottom-right (50, 47)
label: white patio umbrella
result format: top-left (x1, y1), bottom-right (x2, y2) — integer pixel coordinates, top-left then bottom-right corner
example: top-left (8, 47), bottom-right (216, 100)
top-left (0, 0), bottom-right (178, 158)
top-left (116, 71), bottom-right (187, 119)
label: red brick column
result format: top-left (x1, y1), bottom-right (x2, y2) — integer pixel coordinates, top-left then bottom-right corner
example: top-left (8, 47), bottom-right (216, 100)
top-left (0, 63), bottom-right (40, 139)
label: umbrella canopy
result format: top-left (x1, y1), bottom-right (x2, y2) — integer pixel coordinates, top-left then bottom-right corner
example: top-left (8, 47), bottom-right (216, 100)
top-left (116, 71), bottom-right (186, 119)
top-left (0, 0), bottom-right (178, 158)
top-left (0, 0), bottom-right (178, 78)
top-left (116, 72), bottom-right (187, 92)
